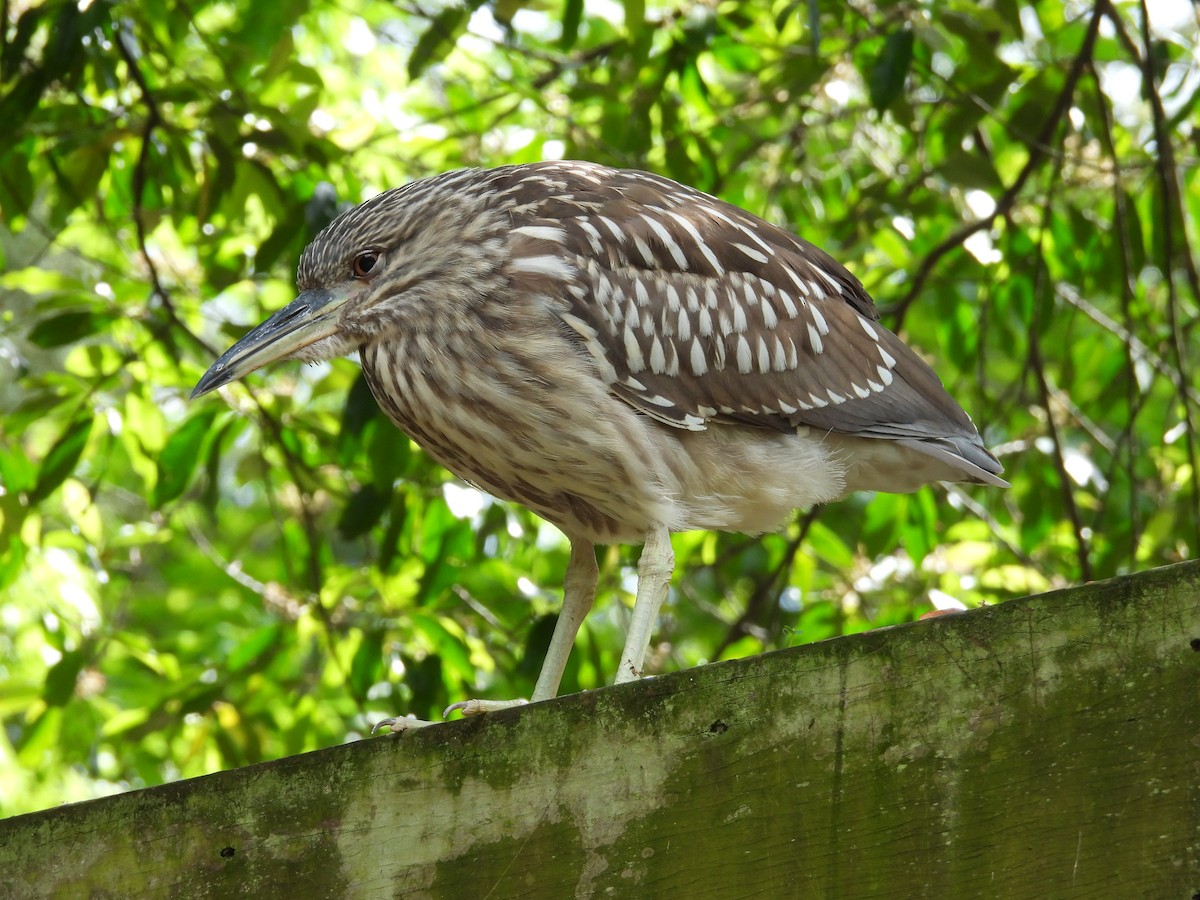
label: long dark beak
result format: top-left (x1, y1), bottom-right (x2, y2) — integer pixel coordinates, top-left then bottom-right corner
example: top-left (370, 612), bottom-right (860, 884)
top-left (192, 286), bottom-right (353, 398)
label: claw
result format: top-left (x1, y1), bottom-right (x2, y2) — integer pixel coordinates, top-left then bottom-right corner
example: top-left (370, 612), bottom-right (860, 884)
top-left (371, 714), bottom-right (436, 735)
top-left (370, 698), bottom-right (530, 734)
top-left (444, 698), bottom-right (528, 718)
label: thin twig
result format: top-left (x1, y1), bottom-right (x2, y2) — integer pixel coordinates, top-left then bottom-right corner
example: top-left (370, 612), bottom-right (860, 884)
top-left (889, 2), bottom-right (1105, 325)
top-left (1132, 0), bottom-right (1200, 547)
top-left (1028, 160), bottom-right (1093, 581)
top-left (113, 29), bottom-right (168, 313)
top-left (711, 510), bottom-right (818, 660)
top-left (1084, 58), bottom-right (1142, 563)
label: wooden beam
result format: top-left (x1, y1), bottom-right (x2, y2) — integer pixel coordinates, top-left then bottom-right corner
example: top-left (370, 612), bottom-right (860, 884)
top-left (2, 561), bottom-right (1198, 898)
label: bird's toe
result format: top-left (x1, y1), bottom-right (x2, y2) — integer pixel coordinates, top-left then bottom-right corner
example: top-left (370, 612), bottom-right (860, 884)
top-left (371, 714), bottom-right (437, 735)
top-left (444, 698), bottom-right (529, 718)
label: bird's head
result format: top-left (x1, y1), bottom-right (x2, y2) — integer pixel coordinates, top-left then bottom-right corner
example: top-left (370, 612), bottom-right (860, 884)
top-left (192, 171), bottom-right (510, 399)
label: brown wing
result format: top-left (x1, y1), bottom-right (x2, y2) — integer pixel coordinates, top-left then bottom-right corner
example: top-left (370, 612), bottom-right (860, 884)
top-left (500, 161), bottom-right (1005, 485)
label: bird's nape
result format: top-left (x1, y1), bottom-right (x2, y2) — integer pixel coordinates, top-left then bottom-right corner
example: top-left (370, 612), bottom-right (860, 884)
top-left (193, 160), bottom-right (1007, 732)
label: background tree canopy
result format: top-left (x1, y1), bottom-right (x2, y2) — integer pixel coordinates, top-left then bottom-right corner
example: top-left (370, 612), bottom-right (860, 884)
top-left (1, 0), bottom-right (1196, 817)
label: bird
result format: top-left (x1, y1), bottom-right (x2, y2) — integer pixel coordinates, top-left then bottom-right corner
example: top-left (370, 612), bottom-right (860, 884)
top-left (192, 160), bottom-right (1007, 731)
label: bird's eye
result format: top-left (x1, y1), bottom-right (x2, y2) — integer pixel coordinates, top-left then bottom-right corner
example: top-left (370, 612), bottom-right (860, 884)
top-left (352, 251), bottom-right (379, 278)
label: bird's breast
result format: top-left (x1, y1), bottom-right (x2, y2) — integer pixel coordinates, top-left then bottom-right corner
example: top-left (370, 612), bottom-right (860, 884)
top-left (357, 325), bottom-right (861, 544)
top-left (357, 329), bottom-right (679, 543)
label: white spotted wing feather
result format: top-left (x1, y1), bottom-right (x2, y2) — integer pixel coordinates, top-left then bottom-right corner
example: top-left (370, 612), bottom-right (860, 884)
top-left (502, 162), bottom-right (1006, 487)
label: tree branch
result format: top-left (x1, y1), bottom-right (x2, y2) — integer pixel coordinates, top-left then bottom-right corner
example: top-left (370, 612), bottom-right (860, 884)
top-left (889, 2), bottom-right (1106, 325)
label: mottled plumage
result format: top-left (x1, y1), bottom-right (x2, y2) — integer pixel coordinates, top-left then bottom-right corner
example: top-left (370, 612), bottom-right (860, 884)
top-left (194, 160), bottom-right (1005, 727)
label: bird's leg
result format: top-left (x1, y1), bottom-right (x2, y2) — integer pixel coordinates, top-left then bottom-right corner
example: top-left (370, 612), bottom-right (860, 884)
top-left (614, 525), bottom-right (674, 684)
top-left (530, 537), bottom-right (597, 702)
top-left (440, 537), bottom-right (597, 719)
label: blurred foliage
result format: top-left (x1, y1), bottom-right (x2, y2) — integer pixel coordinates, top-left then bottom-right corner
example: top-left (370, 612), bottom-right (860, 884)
top-left (1, 0), bottom-right (1197, 817)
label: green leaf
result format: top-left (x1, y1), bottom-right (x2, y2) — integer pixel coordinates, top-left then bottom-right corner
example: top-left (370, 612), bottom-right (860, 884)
top-left (349, 633), bottom-right (383, 701)
top-left (0, 534), bottom-right (27, 594)
top-left (367, 419), bottom-right (410, 488)
top-left (255, 210), bottom-right (307, 271)
top-left (338, 484), bottom-right (390, 539)
top-left (0, 145), bottom-right (35, 224)
top-left (901, 488), bottom-right (938, 566)
top-left (0, 71), bottom-right (48, 149)
top-left (773, 1), bottom-right (804, 33)
top-left (560, 0), bottom-right (583, 50)
top-left (305, 182), bottom-right (342, 239)
top-left (709, 36), bottom-right (760, 73)
top-left (1121, 190), bottom-right (1145, 275)
top-left (517, 614), bottom-right (558, 680)
top-left (27, 310), bottom-right (115, 348)
top-left (937, 150), bottom-right (1002, 191)
top-left (30, 416), bottom-right (93, 505)
top-left (43, 649), bottom-right (86, 707)
top-left (231, 0), bottom-right (308, 70)
top-left (411, 612), bottom-right (473, 681)
top-left (1, 7), bottom-right (42, 82)
top-left (623, 0), bottom-right (645, 33)
top-left (805, 521), bottom-right (855, 571)
top-left (408, 5), bottom-right (478, 80)
top-left (378, 491), bottom-right (409, 573)
top-left (57, 142), bottom-right (111, 212)
top-left (868, 29), bottom-right (914, 111)
top-left (0, 445), bottom-right (38, 496)
top-left (153, 408), bottom-right (218, 507)
top-left (1007, 68), bottom-right (1064, 142)
top-left (401, 652), bottom-right (445, 721)
top-left (337, 373), bottom-right (380, 467)
top-left (227, 625), bottom-right (282, 673)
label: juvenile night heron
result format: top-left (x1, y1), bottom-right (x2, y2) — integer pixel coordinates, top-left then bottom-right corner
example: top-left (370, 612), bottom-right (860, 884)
top-left (194, 160), bottom-right (1006, 729)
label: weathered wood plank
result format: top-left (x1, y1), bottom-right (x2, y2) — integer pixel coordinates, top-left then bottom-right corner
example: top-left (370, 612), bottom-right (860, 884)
top-left (2, 561), bottom-right (1198, 899)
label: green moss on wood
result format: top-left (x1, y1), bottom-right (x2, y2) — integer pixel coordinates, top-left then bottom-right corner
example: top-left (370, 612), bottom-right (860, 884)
top-left (2, 561), bottom-right (1198, 899)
